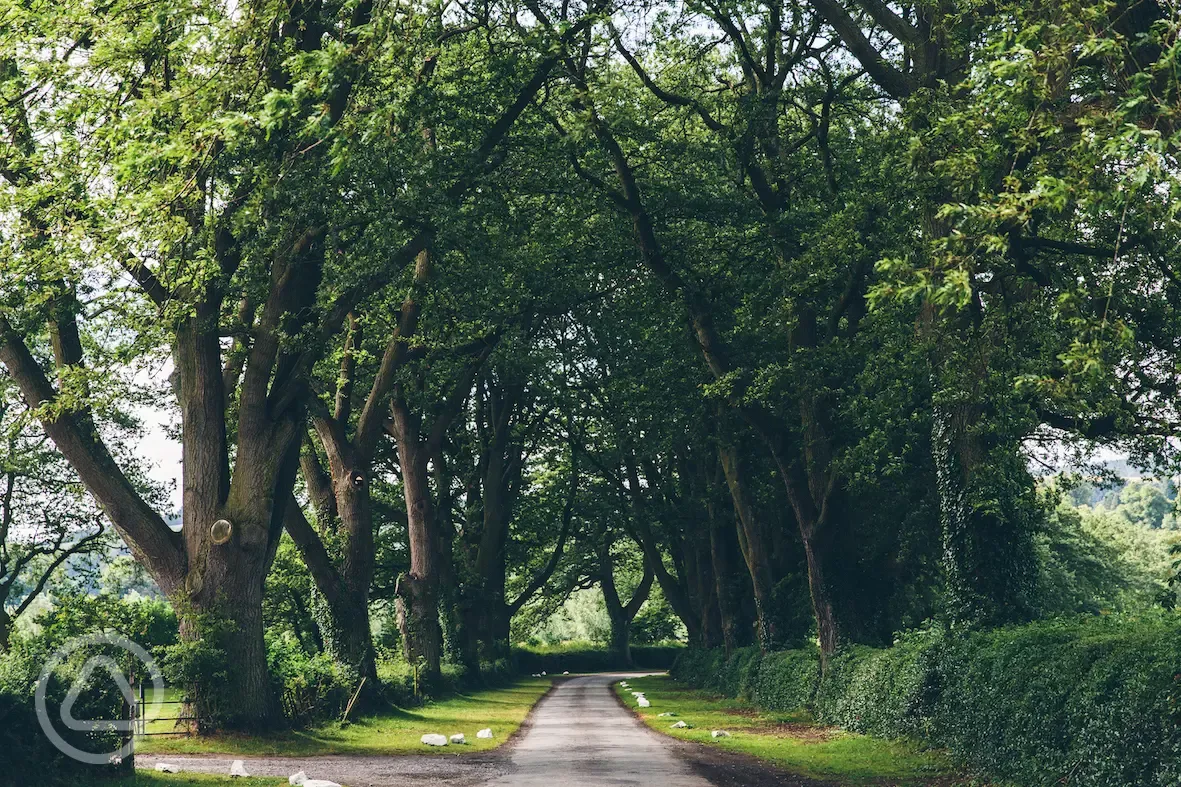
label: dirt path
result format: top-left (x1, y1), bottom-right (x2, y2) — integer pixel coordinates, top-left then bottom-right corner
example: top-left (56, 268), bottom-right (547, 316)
top-left (137, 674), bottom-right (831, 786)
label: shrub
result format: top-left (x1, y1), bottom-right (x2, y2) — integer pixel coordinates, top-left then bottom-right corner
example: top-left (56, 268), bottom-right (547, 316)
top-left (0, 631), bottom-right (130, 784)
top-left (267, 634), bottom-right (355, 725)
top-left (671, 615), bottom-right (1181, 786)
top-left (513, 641), bottom-right (684, 674)
top-left (375, 657), bottom-right (420, 706)
top-left (749, 646), bottom-right (821, 713)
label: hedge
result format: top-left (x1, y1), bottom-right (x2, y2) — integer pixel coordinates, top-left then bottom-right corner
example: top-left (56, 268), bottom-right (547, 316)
top-left (671, 616), bottom-right (1181, 786)
top-left (513, 644), bottom-right (684, 675)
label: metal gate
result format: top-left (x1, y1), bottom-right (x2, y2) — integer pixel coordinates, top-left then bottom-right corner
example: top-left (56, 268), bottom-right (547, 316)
top-left (131, 684), bottom-right (201, 737)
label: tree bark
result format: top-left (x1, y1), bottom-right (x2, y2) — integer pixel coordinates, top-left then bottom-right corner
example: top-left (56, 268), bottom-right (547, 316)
top-left (706, 488), bottom-right (747, 654)
top-left (717, 440), bottom-right (778, 651)
top-left (600, 528), bottom-right (654, 668)
top-left (391, 396), bottom-right (443, 682)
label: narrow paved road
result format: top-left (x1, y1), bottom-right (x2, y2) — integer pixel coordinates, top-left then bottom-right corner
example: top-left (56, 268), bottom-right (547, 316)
top-left (484, 673), bottom-right (713, 787)
top-left (140, 675), bottom-right (787, 786)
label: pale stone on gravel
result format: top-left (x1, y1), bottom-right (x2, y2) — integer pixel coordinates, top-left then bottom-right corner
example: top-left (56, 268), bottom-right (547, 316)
top-left (477, 728), bottom-right (494, 739)
top-left (289, 771), bottom-right (307, 785)
top-left (421, 733), bottom-right (449, 746)
top-left (230, 760), bottom-right (250, 777)
top-left (304, 781), bottom-right (343, 787)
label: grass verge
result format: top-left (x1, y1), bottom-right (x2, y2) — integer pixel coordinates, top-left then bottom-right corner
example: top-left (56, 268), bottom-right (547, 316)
top-left (109, 774), bottom-right (286, 786)
top-left (615, 675), bottom-right (958, 785)
top-left (137, 677), bottom-right (551, 757)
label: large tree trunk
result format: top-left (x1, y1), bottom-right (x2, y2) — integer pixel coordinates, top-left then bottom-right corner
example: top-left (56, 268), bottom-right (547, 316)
top-left (799, 527), bottom-right (840, 658)
top-left (717, 440), bottom-right (778, 651)
top-left (182, 562), bottom-right (274, 729)
top-left (706, 493), bottom-right (747, 654)
top-left (315, 589), bottom-right (377, 682)
top-left (392, 398), bottom-right (443, 682)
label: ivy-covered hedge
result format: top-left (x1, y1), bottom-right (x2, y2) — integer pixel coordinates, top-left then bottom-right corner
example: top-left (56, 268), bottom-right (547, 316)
top-left (671, 616), bottom-right (1181, 786)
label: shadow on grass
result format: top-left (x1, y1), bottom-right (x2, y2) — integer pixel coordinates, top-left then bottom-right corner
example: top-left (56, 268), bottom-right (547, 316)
top-left (136, 677), bottom-right (552, 758)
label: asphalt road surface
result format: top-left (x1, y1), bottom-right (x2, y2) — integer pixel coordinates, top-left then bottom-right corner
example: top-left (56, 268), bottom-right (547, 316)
top-left (482, 673), bottom-right (713, 787)
top-left (137, 674), bottom-right (826, 786)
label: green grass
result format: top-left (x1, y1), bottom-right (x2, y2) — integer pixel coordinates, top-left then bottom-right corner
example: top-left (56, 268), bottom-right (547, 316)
top-left (616, 675), bottom-right (959, 785)
top-left (139, 687), bottom-right (191, 735)
top-left (137, 677), bottom-right (551, 756)
top-left (108, 774), bottom-right (286, 786)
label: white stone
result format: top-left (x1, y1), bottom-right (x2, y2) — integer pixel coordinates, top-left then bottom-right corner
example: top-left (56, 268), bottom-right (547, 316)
top-left (230, 760), bottom-right (250, 778)
top-left (657, 712), bottom-right (678, 717)
top-left (450, 733), bottom-right (466, 744)
top-left (630, 691), bottom-right (645, 697)
top-left (541, 671), bottom-right (547, 675)
top-left (711, 730), bottom-right (731, 738)
top-left (637, 698), bottom-right (650, 708)
top-left (562, 671), bottom-right (569, 675)
top-left (155, 763), bottom-right (180, 774)
top-left (619, 682), bottom-right (629, 687)
top-left (421, 733), bottom-right (449, 746)
top-left (670, 721), bottom-right (690, 729)
top-left (477, 728), bottom-right (494, 739)
top-left (303, 781), bottom-right (342, 787)
top-left (289, 772), bottom-right (307, 785)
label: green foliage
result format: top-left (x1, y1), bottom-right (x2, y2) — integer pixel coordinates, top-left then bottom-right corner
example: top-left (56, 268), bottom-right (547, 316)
top-left (1036, 500), bottom-right (1175, 614)
top-left (618, 675), bottom-right (954, 783)
top-left (0, 625), bottom-right (130, 783)
top-left (266, 633), bottom-right (354, 726)
top-left (513, 642), bottom-right (683, 674)
top-left (674, 615), bottom-right (1181, 785)
top-left (30, 592), bottom-right (177, 652)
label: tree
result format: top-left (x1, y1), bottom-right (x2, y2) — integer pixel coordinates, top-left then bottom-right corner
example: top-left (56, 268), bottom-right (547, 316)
top-left (0, 386), bottom-right (108, 648)
top-left (596, 522), bottom-right (654, 667)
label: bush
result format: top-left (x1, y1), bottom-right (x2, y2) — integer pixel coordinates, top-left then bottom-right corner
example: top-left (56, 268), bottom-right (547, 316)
top-left (0, 632), bottom-right (130, 784)
top-left (513, 641), bottom-right (684, 674)
top-left (671, 615), bottom-right (1181, 786)
top-left (267, 634), bottom-right (355, 725)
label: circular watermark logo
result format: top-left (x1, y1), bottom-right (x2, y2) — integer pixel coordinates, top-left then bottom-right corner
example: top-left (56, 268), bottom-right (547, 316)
top-left (35, 633), bottom-right (165, 765)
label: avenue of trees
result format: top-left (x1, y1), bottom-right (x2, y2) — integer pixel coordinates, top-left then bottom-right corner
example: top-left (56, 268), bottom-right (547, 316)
top-left (2, 0), bottom-right (1180, 734)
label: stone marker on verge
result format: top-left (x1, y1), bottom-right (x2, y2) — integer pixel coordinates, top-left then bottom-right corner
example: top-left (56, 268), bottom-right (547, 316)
top-left (450, 733), bottom-right (466, 744)
top-left (657, 712), bottom-right (678, 717)
top-left (421, 733), bottom-right (449, 746)
top-left (477, 728), bottom-right (494, 739)
top-left (711, 730), bottom-right (731, 738)
top-left (289, 772), bottom-right (307, 785)
top-left (637, 697), bottom-right (651, 708)
top-left (230, 760), bottom-right (250, 777)
top-left (670, 721), bottom-right (691, 729)
top-left (155, 763), bottom-right (179, 774)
